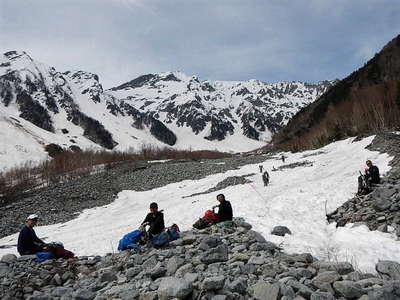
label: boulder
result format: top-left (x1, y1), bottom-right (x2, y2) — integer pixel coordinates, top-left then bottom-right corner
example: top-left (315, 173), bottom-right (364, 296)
top-left (1, 254), bottom-right (17, 263)
top-left (271, 226), bottom-right (292, 236)
top-left (253, 281), bottom-right (280, 300)
top-left (376, 260), bottom-right (400, 280)
top-left (157, 277), bottom-right (192, 299)
top-left (333, 280), bottom-right (364, 298)
top-left (372, 198), bottom-right (392, 212)
top-left (202, 275), bottom-right (225, 290)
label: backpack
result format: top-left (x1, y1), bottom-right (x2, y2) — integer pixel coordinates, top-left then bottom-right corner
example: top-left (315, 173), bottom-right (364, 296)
top-left (35, 252), bottom-right (55, 263)
top-left (203, 210), bottom-right (219, 223)
top-left (118, 230), bottom-right (144, 251)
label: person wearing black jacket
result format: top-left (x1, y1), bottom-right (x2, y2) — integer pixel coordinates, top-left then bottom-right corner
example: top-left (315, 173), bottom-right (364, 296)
top-left (17, 214), bottom-right (46, 255)
top-left (142, 202), bottom-right (165, 237)
top-left (365, 160), bottom-right (380, 184)
top-left (213, 194), bottom-right (233, 222)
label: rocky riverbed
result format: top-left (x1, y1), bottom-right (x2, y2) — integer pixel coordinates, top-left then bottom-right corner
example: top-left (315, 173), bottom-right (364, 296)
top-left (327, 132), bottom-right (400, 234)
top-left (1, 219), bottom-right (400, 300)
top-left (0, 155), bottom-right (269, 239)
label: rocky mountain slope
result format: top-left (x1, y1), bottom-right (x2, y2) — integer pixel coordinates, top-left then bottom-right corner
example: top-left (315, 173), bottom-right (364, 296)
top-left (273, 34), bottom-right (400, 151)
top-left (0, 51), bottom-right (333, 169)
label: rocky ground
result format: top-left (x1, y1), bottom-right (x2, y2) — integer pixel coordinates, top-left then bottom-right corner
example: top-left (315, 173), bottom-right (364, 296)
top-left (327, 132), bottom-right (400, 234)
top-left (1, 219), bottom-right (400, 300)
top-left (0, 155), bottom-right (269, 239)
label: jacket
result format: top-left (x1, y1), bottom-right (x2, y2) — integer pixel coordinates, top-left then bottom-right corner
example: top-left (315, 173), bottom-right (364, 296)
top-left (17, 226), bottom-right (45, 255)
top-left (217, 200), bottom-right (233, 222)
top-left (142, 211), bottom-right (165, 236)
top-left (366, 165), bottom-right (380, 184)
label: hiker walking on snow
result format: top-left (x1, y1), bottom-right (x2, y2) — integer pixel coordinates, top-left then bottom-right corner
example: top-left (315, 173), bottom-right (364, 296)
top-left (17, 214), bottom-right (46, 255)
top-left (281, 154), bottom-right (285, 163)
top-left (142, 202), bottom-right (165, 238)
top-left (259, 165), bottom-right (263, 173)
top-left (262, 171), bottom-right (270, 186)
top-left (212, 194), bottom-right (233, 222)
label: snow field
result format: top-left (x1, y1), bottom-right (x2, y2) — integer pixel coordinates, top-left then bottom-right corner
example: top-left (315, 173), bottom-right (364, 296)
top-left (0, 136), bottom-right (398, 273)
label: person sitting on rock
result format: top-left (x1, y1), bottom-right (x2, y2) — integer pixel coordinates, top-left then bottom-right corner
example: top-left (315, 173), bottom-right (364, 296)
top-left (141, 202), bottom-right (165, 238)
top-left (365, 160), bottom-right (380, 185)
top-left (357, 160), bottom-right (380, 195)
top-left (212, 194), bottom-right (233, 222)
top-left (17, 214), bottom-right (46, 255)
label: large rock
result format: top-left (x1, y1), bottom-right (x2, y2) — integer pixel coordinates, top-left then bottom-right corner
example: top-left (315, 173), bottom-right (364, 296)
top-left (200, 244), bottom-right (228, 264)
top-left (333, 280), bottom-right (364, 298)
top-left (271, 226), bottom-right (292, 236)
top-left (311, 271), bottom-right (341, 290)
top-left (202, 275), bottom-right (225, 291)
top-left (166, 256), bottom-right (185, 275)
top-left (1, 254), bottom-right (17, 263)
top-left (372, 198), bottom-right (392, 212)
top-left (253, 281), bottom-right (280, 300)
top-left (312, 261), bottom-right (354, 275)
top-left (157, 277), bottom-right (193, 299)
top-left (376, 260), bottom-right (400, 280)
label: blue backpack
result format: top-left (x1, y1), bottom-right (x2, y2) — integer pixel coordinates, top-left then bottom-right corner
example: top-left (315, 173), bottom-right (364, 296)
top-left (151, 229), bottom-right (180, 248)
top-left (35, 252), bottom-right (55, 262)
top-left (118, 230), bottom-right (143, 251)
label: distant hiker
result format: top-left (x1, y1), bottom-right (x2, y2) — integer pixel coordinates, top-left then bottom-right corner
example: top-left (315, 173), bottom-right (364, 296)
top-left (213, 194), bottom-right (233, 222)
top-left (281, 154), bottom-right (285, 163)
top-left (17, 214), bottom-right (46, 255)
top-left (142, 202), bottom-right (165, 238)
top-left (357, 160), bottom-right (380, 195)
top-left (365, 160), bottom-right (380, 184)
top-left (262, 171), bottom-right (270, 186)
top-left (272, 166), bottom-right (277, 171)
top-left (259, 165), bottom-right (263, 173)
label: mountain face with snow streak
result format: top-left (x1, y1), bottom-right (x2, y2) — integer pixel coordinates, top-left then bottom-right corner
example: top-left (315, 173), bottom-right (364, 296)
top-left (0, 51), bottom-right (334, 169)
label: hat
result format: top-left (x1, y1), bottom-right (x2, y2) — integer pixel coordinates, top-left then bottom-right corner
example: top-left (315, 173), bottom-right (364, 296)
top-left (27, 214), bottom-right (39, 221)
top-left (150, 202), bottom-right (158, 209)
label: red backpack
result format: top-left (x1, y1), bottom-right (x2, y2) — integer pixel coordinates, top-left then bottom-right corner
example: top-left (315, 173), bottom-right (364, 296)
top-left (203, 210), bottom-right (219, 223)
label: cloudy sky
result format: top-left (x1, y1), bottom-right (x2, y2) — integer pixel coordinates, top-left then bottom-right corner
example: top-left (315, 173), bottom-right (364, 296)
top-left (1, 0), bottom-right (399, 88)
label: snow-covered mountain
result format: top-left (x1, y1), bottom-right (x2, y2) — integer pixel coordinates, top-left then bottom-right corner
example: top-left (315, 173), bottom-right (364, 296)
top-left (0, 51), bottom-right (334, 169)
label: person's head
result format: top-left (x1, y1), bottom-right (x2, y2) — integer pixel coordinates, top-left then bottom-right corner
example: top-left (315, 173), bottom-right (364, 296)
top-left (216, 194), bottom-right (225, 203)
top-left (366, 160), bottom-right (373, 167)
top-left (149, 202), bottom-right (158, 213)
top-left (26, 214), bottom-right (39, 228)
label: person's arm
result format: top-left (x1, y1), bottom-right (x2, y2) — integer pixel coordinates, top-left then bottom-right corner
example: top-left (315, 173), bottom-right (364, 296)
top-left (142, 213), bottom-right (151, 225)
top-left (32, 230), bottom-right (45, 246)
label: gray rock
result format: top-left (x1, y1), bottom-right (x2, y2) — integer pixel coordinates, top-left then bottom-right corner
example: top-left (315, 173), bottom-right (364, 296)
top-left (202, 275), bottom-right (225, 290)
top-left (0, 254), bottom-right (17, 263)
top-left (310, 292), bottom-right (335, 300)
top-left (150, 266), bottom-right (166, 280)
top-left (311, 271), bottom-right (341, 289)
top-left (182, 235), bottom-right (197, 245)
top-left (271, 226), bottom-right (292, 236)
top-left (248, 230), bottom-right (267, 243)
top-left (166, 256), bottom-right (185, 275)
top-left (376, 260), bottom-right (400, 280)
top-left (99, 271), bottom-right (117, 283)
top-left (313, 261), bottom-right (354, 275)
top-left (157, 276), bottom-right (192, 299)
top-left (333, 280), bottom-right (364, 298)
top-left (73, 289), bottom-right (96, 300)
top-left (253, 281), bottom-right (280, 300)
top-left (200, 244), bottom-right (228, 264)
top-left (126, 266), bottom-right (142, 279)
top-left (52, 287), bottom-right (74, 297)
top-left (228, 278), bottom-right (247, 294)
top-left (372, 198), bottom-right (392, 212)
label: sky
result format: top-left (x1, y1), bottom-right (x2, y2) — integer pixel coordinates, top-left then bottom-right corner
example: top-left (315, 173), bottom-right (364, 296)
top-left (1, 0), bottom-right (400, 88)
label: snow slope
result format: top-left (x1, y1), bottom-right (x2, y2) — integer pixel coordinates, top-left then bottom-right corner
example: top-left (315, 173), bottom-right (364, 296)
top-left (0, 136), bottom-right (397, 273)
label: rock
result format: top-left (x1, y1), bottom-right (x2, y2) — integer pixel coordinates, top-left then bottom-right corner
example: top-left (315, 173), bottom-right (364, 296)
top-left (157, 277), bottom-right (192, 299)
top-left (202, 275), bottom-right (225, 291)
top-left (313, 261), bottom-right (354, 275)
top-left (372, 198), bottom-right (392, 212)
top-left (166, 256), bottom-right (185, 275)
top-left (311, 271), bottom-right (341, 289)
top-left (376, 260), bottom-right (400, 280)
top-left (228, 278), bottom-right (247, 294)
top-left (0, 254), bottom-right (17, 263)
top-left (73, 289), bottom-right (96, 300)
top-left (377, 224), bottom-right (388, 232)
top-left (248, 230), bottom-right (267, 243)
top-left (253, 281), bottom-right (280, 300)
top-left (52, 287), bottom-right (74, 297)
top-left (99, 271), bottom-right (118, 283)
top-left (150, 266), bottom-right (166, 280)
top-left (271, 226), bottom-right (292, 236)
top-left (17, 254), bottom-right (37, 261)
top-left (310, 291), bottom-right (335, 300)
top-left (200, 244), bottom-right (228, 264)
top-left (182, 235), bottom-right (197, 245)
top-left (333, 280), bottom-right (364, 298)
